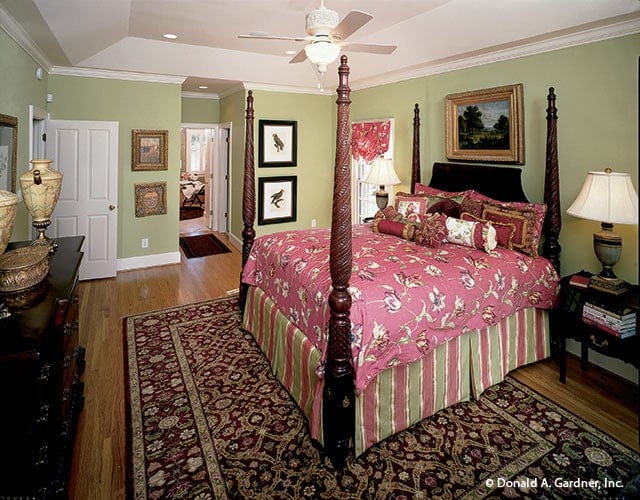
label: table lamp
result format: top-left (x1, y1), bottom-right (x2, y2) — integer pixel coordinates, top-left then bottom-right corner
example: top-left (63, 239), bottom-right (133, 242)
top-left (566, 168), bottom-right (638, 294)
top-left (364, 157), bottom-right (401, 210)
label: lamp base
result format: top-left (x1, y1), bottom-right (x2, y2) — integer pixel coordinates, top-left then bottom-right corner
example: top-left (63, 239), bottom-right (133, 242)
top-left (589, 274), bottom-right (629, 295)
top-left (375, 187), bottom-right (389, 210)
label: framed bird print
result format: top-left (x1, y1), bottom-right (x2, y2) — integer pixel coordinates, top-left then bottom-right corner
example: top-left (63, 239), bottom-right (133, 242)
top-left (258, 120), bottom-right (297, 167)
top-left (258, 176), bottom-right (297, 225)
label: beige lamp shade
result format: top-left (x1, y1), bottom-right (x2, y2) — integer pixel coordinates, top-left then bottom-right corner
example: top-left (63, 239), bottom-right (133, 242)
top-left (364, 158), bottom-right (401, 187)
top-left (566, 168), bottom-right (638, 294)
top-left (566, 169), bottom-right (638, 224)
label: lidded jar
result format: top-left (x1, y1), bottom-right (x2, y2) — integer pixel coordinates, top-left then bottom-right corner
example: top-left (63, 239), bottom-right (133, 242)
top-left (0, 190), bottom-right (18, 254)
top-left (20, 159), bottom-right (63, 223)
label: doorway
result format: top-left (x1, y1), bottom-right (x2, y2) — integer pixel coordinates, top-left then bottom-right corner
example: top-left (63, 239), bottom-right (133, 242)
top-left (180, 123), bottom-right (231, 236)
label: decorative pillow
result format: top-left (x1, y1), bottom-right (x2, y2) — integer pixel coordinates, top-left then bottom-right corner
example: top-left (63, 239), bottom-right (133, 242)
top-left (395, 194), bottom-right (428, 223)
top-left (461, 212), bottom-right (516, 249)
top-left (444, 216), bottom-right (497, 253)
top-left (414, 213), bottom-right (447, 247)
top-left (426, 199), bottom-right (461, 218)
top-left (464, 191), bottom-right (547, 257)
top-left (372, 218), bottom-right (417, 240)
top-left (459, 198), bottom-right (484, 219)
top-left (414, 184), bottom-right (467, 199)
top-left (376, 205), bottom-right (404, 222)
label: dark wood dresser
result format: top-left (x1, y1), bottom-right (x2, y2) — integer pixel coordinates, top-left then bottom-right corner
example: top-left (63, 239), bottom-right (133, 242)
top-left (0, 236), bottom-right (85, 498)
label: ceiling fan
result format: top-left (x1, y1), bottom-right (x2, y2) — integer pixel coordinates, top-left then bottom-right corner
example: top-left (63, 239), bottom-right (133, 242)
top-left (238, 0), bottom-right (397, 74)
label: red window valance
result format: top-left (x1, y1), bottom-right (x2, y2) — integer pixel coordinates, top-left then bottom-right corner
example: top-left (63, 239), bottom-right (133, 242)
top-left (351, 120), bottom-right (391, 163)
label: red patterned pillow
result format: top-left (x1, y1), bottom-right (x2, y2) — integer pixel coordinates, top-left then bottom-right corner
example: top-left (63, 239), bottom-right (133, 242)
top-left (372, 218), bottom-right (417, 240)
top-left (376, 205), bottom-right (404, 221)
top-left (414, 184), bottom-right (467, 199)
top-left (461, 213), bottom-right (516, 249)
top-left (465, 191), bottom-right (546, 257)
top-left (395, 193), bottom-right (428, 223)
top-left (414, 213), bottom-right (447, 247)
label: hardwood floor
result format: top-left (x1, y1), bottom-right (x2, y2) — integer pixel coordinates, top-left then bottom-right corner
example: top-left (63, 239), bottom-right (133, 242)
top-left (67, 226), bottom-right (638, 499)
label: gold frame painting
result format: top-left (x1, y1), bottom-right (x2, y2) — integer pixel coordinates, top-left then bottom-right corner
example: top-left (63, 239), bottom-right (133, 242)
top-left (135, 182), bottom-right (167, 217)
top-left (132, 129), bottom-right (168, 171)
top-left (445, 84), bottom-right (524, 164)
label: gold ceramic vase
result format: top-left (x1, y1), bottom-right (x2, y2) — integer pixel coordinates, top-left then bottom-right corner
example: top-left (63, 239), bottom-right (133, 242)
top-left (0, 190), bottom-right (18, 254)
top-left (20, 159), bottom-right (63, 246)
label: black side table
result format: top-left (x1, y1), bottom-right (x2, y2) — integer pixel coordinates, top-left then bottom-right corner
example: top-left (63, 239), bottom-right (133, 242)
top-left (552, 272), bottom-right (639, 443)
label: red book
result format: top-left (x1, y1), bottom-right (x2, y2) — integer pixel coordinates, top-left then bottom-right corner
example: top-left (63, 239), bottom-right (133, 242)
top-left (569, 274), bottom-right (590, 289)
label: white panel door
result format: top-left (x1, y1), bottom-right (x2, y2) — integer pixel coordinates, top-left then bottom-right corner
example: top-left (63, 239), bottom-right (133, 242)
top-left (46, 120), bottom-right (118, 280)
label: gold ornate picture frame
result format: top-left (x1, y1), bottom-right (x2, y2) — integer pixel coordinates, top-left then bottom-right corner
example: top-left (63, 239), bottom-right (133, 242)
top-left (135, 182), bottom-right (167, 217)
top-left (445, 84), bottom-right (524, 164)
top-left (132, 129), bottom-right (168, 171)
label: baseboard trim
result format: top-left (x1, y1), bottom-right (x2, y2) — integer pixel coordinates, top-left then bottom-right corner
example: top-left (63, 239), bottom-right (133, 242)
top-left (117, 251), bottom-right (181, 272)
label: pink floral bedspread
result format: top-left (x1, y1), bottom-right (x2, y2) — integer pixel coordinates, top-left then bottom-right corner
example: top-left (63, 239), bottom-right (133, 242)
top-left (242, 225), bottom-right (560, 393)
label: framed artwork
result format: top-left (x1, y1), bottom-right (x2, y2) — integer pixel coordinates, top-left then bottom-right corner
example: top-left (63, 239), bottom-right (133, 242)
top-left (258, 176), bottom-right (297, 225)
top-left (132, 129), bottom-right (168, 171)
top-left (135, 182), bottom-right (167, 217)
top-left (445, 84), bottom-right (524, 164)
top-left (0, 113), bottom-right (18, 192)
top-left (258, 120), bottom-right (297, 167)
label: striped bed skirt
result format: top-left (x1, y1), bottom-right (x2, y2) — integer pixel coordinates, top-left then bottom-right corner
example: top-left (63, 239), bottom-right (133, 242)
top-left (242, 286), bottom-right (550, 456)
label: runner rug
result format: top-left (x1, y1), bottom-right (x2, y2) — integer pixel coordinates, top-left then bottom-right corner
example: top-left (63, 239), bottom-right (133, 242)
top-left (179, 233), bottom-right (230, 258)
top-left (124, 295), bottom-right (640, 499)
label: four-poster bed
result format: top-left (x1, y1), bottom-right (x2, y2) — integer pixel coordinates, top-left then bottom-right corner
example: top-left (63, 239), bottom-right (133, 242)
top-left (240, 56), bottom-right (562, 466)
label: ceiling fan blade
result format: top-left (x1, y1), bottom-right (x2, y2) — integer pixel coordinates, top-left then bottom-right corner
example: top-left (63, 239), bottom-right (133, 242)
top-left (238, 34), bottom-right (308, 42)
top-left (289, 48), bottom-right (308, 64)
top-left (330, 10), bottom-right (372, 41)
top-left (341, 43), bottom-right (397, 55)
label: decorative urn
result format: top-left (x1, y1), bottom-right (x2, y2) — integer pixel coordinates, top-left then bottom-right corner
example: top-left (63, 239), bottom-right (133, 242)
top-left (0, 189), bottom-right (18, 254)
top-left (20, 159), bottom-right (63, 244)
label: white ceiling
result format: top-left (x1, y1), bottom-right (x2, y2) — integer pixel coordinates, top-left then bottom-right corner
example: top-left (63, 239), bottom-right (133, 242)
top-left (1, 0), bottom-right (640, 96)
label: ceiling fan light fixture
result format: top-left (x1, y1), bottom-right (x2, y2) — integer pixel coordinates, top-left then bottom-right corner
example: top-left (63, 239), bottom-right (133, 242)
top-left (304, 41), bottom-right (340, 74)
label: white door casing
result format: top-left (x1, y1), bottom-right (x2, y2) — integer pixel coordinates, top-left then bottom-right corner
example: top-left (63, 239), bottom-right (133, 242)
top-left (46, 120), bottom-right (119, 280)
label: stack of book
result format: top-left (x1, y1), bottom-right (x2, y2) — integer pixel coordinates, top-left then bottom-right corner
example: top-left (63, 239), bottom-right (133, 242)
top-left (582, 300), bottom-right (637, 338)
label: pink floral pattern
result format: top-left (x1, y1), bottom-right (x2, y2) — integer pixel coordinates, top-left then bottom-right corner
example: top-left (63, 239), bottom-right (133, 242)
top-left (242, 225), bottom-right (560, 393)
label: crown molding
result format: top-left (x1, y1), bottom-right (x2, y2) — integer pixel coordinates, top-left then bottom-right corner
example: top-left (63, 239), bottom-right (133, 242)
top-left (241, 81), bottom-right (328, 96)
top-left (353, 15), bottom-right (640, 91)
top-left (0, 3), bottom-right (53, 70)
top-left (181, 91), bottom-right (220, 100)
top-left (49, 66), bottom-right (186, 84)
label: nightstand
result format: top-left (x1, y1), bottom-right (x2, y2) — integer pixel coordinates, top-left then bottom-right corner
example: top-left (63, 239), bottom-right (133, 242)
top-left (552, 272), bottom-right (639, 442)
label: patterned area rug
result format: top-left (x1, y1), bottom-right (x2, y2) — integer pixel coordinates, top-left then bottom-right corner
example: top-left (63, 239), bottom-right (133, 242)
top-left (179, 233), bottom-right (230, 258)
top-left (124, 296), bottom-right (640, 499)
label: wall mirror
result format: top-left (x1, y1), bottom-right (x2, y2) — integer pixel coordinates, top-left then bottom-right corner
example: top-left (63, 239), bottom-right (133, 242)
top-left (0, 113), bottom-right (18, 192)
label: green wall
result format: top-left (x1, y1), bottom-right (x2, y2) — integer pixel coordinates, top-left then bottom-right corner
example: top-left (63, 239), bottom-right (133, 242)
top-left (2, 26), bottom-right (638, 285)
top-left (47, 75), bottom-right (182, 259)
top-left (0, 28), bottom-right (49, 240)
top-left (181, 96), bottom-right (220, 123)
top-left (222, 89), bottom-right (335, 241)
top-left (351, 34), bottom-right (639, 284)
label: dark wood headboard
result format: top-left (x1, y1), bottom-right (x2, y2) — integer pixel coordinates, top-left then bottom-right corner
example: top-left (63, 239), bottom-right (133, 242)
top-left (428, 162), bottom-right (529, 202)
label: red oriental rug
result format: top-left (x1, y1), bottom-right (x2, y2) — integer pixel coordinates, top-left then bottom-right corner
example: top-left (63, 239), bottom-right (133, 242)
top-left (124, 295), bottom-right (640, 499)
top-left (179, 233), bottom-right (230, 258)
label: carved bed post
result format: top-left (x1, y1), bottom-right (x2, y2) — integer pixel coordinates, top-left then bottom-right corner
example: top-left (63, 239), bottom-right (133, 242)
top-left (542, 87), bottom-right (561, 273)
top-left (239, 90), bottom-right (256, 310)
top-left (324, 55), bottom-right (355, 467)
top-left (411, 103), bottom-right (421, 192)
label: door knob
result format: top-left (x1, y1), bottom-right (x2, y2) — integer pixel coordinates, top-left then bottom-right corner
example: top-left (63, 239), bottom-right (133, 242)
top-left (109, 204), bottom-right (116, 211)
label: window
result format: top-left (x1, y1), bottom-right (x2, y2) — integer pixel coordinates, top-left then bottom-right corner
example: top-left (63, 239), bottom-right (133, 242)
top-left (350, 119), bottom-right (394, 223)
